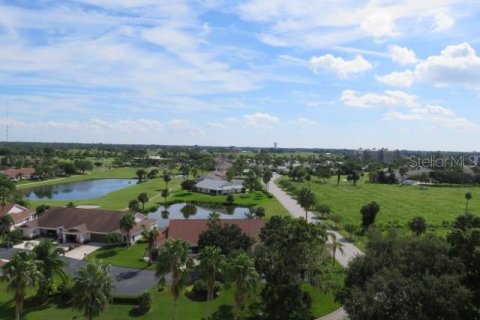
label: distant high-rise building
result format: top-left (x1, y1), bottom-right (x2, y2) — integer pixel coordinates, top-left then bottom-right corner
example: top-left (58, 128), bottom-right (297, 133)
top-left (274, 142), bottom-right (278, 149)
top-left (356, 148), bottom-right (400, 164)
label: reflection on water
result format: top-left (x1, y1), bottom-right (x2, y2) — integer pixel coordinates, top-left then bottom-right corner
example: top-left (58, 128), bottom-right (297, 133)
top-left (21, 179), bottom-right (137, 200)
top-left (150, 202), bottom-right (250, 227)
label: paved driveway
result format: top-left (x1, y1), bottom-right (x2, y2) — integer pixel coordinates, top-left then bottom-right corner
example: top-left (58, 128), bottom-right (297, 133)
top-left (64, 242), bottom-right (105, 260)
top-left (0, 248), bottom-right (157, 296)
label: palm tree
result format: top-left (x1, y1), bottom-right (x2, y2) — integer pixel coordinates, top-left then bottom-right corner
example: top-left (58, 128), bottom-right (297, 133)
top-left (136, 169), bottom-right (146, 183)
top-left (327, 233), bottom-right (344, 266)
top-left (161, 188), bottom-right (169, 207)
top-left (297, 188), bottom-right (316, 221)
top-left (208, 211), bottom-right (221, 223)
top-left (198, 246), bottom-right (225, 318)
top-left (0, 214), bottom-right (14, 241)
top-left (263, 170), bottom-right (273, 191)
top-left (2, 251), bottom-right (43, 320)
top-left (120, 212), bottom-right (136, 249)
top-left (141, 226), bottom-right (159, 263)
top-left (137, 192), bottom-right (149, 210)
top-left (465, 192), bottom-right (473, 213)
top-left (156, 239), bottom-right (193, 320)
top-left (224, 253), bottom-right (258, 320)
top-left (163, 172), bottom-right (172, 190)
top-left (128, 199), bottom-right (140, 212)
top-left (72, 260), bottom-right (113, 320)
top-left (30, 240), bottom-right (67, 298)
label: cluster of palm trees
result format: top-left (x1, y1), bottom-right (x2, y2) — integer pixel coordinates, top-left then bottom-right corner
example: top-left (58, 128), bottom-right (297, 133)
top-left (156, 239), bottom-right (258, 320)
top-left (1, 240), bottom-right (114, 320)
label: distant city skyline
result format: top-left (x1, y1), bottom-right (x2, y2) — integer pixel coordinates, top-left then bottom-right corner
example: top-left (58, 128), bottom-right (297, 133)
top-left (1, 1), bottom-right (480, 151)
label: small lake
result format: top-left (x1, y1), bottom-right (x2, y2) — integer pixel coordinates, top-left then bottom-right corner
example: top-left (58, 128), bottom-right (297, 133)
top-left (21, 179), bottom-right (137, 200)
top-left (150, 202), bottom-right (251, 227)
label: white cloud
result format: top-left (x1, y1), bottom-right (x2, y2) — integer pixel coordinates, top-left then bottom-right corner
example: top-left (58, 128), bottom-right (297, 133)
top-left (384, 110), bottom-right (475, 129)
top-left (208, 122), bottom-right (227, 129)
top-left (169, 119), bottom-right (190, 129)
top-left (297, 117), bottom-right (316, 125)
top-left (430, 9), bottom-right (455, 32)
top-left (388, 45), bottom-right (417, 65)
top-left (376, 70), bottom-right (414, 87)
top-left (309, 54), bottom-right (372, 78)
top-left (414, 42), bottom-right (480, 88)
top-left (340, 90), bottom-right (418, 108)
top-left (243, 113), bottom-right (280, 127)
top-left (360, 13), bottom-right (397, 39)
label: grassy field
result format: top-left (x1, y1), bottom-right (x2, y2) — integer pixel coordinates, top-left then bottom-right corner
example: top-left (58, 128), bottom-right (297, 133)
top-left (17, 167), bottom-right (289, 217)
top-left (279, 175), bottom-right (480, 238)
top-left (86, 243), bottom-right (155, 270)
top-left (0, 275), bottom-right (342, 320)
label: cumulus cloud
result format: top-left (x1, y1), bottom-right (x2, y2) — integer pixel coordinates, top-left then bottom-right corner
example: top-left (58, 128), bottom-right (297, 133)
top-left (243, 113), bottom-right (280, 127)
top-left (340, 89), bottom-right (476, 129)
top-left (340, 90), bottom-right (417, 108)
top-left (414, 42), bottom-right (480, 88)
top-left (309, 54), bottom-right (372, 78)
top-left (376, 70), bottom-right (414, 87)
top-left (389, 45), bottom-right (417, 65)
top-left (378, 43), bottom-right (480, 89)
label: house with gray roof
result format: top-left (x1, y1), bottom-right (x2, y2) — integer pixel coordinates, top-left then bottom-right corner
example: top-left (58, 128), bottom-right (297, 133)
top-left (195, 178), bottom-right (244, 195)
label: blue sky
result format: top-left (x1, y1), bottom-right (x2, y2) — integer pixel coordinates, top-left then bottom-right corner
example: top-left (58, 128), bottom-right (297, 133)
top-left (1, 0), bottom-right (480, 151)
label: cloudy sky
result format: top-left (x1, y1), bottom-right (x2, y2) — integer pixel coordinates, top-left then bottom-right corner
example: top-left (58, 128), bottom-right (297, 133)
top-left (1, 0), bottom-right (480, 150)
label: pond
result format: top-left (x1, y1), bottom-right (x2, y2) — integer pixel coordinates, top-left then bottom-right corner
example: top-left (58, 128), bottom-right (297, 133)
top-left (149, 202), bottom-right (251, 227)
top-left (21, 179), bottom-right (137, 200)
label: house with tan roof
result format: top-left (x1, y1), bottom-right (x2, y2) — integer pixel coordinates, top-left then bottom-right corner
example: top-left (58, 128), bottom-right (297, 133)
top-left (19, 207), bottom-right (156, 244)
top-left (156, 219), bottom-right (265, 250)
top-left (2, 167), bottom-right (36, 181)
top-left (0, 203), bottom-right (34, 230)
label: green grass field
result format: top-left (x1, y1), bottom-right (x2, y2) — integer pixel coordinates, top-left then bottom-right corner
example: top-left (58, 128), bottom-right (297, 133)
top-left (86, 243), bottom-right (155, 270)
top-left (17, 168), bottom-right (289, 217)
top-left (0, 274), bottom-right (342, 320)
top-left (279, 175), bottom-right (480, 237)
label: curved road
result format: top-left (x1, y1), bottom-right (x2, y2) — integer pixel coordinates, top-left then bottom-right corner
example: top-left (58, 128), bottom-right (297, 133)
top-left (269, 174), bottom-right (364, 320)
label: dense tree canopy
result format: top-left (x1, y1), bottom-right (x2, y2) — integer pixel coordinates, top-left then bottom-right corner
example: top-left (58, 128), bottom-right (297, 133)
top-left (198, 222), bottom-right (254, 256)
top-left (339, 232), bottom-right (476, 320)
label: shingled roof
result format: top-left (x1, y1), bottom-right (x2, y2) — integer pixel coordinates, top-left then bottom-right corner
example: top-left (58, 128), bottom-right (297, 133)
top-left (21, 207), bottom-right (156, 235)
top-left (157, 219), bottom-right (265, 247)
top-left (0, 203), bottom-right (33, 224)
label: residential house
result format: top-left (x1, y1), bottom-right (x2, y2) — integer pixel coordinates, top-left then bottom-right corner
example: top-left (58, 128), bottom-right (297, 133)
top-left (156, 219), bottom-right (265, 250)
top-left (2, 167), bottom-right (36, 181)
top-left (19, 207), bottom-right (156, 244)
top-left (0, 203), bottom-right (34, 230)
top-left (195, 178), bottom-right (244, 195)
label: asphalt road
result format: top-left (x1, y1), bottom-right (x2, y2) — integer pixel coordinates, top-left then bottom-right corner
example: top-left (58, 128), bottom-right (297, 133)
top-left (269, 174), bottom-right (364, 320)
top-left (0, 248), bottom-right (157, 296)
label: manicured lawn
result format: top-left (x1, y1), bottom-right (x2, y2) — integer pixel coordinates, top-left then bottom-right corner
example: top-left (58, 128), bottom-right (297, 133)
top-left (167, 190), bottom-right (290, 218)
top-left (0, 275), bottom-right (343, 319)
top-left (279, 175), bottom-right (480, 237)
top-left (86, 243), bottom-right (154, 270)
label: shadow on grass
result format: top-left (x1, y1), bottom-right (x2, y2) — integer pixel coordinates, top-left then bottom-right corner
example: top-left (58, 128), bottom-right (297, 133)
top-left (94, 250), bottom-right (117, 259)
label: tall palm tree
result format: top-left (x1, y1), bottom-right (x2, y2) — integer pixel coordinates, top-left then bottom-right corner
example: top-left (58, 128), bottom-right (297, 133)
top-left (72, 260), bottom-right (113, 320)
top-left (163, 172), bottom-right (172, 190)
top-left (30, 240), bottom-right (67, 298)
top-left (327, 233), bottom-right (344, 266)
top-left (120, 212), bottom-right (136, 249)
top-left (198, 246), bottom-right (225, 318)
top-left (2, 251), bottom-right (43, 320)
top-left (263, 170), bottom-right (273, 191)
top-left (161, 188), bottom-right (169, 207)
top-left (465, 192), bottom-right (473, 213)
top-left (224, 253), bottom-right (258, 320)
top-left (156, 239), bottom-right (193, 320)
top-left (297, 188), bottom-right (316, 221)
top-left (141, 226), bottom-right (159, 263)
top-left (137, 192), bottom-right (149, 210)
top-left (0, 214), bottom-right (14, 241)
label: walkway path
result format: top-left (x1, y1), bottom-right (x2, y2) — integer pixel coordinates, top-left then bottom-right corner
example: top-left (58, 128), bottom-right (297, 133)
top-left (269, 174), bottom-right (364, 320)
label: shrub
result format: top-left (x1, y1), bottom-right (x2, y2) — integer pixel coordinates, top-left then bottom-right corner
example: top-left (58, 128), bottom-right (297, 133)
top-left (137, 291), bottom-right (153, 314)
top-left (6, 230), bottom-right (23, 244)
top-left (225, 194), bottom-right (235, 205)
top-left (186, 280), bottom-right (221, 302)
top-left (181, 179), bottom-right (197, 191)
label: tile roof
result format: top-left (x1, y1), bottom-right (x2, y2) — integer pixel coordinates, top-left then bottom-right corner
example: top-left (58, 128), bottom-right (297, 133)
top-left (0, 203), bottom-right (33, 224)
top-left (22, 207), bottom-right (156, 235)
top-left (2, 167), bottom-right (36, 179)
top-left (157, 219), bottom-right (265, 247)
